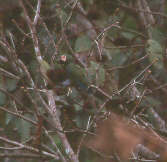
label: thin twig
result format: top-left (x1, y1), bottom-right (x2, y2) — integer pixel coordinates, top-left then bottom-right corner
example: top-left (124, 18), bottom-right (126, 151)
top-left (47, 90), bottom-right (79, 162)
top-left (33, 0), bottom-right (41, 26)
top-left (0, 106), bottom-right (37, 125)
top-left (0, 136), bottom-right (59, 159)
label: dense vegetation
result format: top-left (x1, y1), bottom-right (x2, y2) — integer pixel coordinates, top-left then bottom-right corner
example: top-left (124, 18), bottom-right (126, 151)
top-left (1, 0), bottom-right (167, 161)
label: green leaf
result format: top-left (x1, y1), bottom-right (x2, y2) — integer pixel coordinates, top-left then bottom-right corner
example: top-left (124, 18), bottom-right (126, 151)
top-left (87, 61), bottom-right (105, 86)
top-left (75, 35), bottom-right (92, 52)
top-left (147, 39), bottom-right (163, 54)
top-left (0, 92), bottom-right (6, 106)
top-left (6, 79), bottom-right (18, 92)
top-left (97, 66), bottom-right (105, 87)
top-left (87, 61), bottom-right (98, 83)
top-left (147, 39), bottom-right (163, 69)
top-left (74, 103), bottom-right (83, 112)
top-left (148, 27), bottom-right (165, 42)
top-left (39, 60), bottom-right (51, 75)
top-left (6, 113), bottom-right (14, 125)
top-left (121, 32), bottom-right (134, 39)
top-left (111, 50), bottom-right (127, 66)
top-left (145, 96), bottom-right (161, 107)
top-left (15, 114), bottom-right (32, 141)
top-left (53, 135), bottom-right (61, 146)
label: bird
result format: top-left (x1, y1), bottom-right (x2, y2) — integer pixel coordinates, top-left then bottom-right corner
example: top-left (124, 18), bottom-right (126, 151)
top-left (59, 54), bottom-right (90, 92)
top-left (39, 54), bottom-right (90, 94)
top-left (39, 55), bottom-right (102, 110)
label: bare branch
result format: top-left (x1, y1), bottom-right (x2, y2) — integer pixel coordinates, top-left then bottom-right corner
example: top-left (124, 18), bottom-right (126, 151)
top-left (47, 90), bottom-right (79, 162)
top-left (33, 0), bottom-right (41, 26)
top-left (0, 136), bottom-right (59, 160)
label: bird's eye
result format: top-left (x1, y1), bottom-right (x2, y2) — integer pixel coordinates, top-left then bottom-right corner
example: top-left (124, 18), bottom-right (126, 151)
top-left (60, 55), bottom-right (67, 62)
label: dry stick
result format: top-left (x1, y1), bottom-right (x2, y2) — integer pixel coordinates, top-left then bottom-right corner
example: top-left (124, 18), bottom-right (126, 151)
top-left (76, 116), bottom-right (91, 157)
top-left (0, 88), bottom-right (33, 113)
top-left (118, 0), bottom-right (167, 18)
top-left (24, 89), bottom-right (67, 162)
top-left (33, 0), bottom-right (41, 26)
top-left (25, 88), bottom-right (66, 160)
top-left (12, 19), bottom-right (32, 38)
top-left (0, 136), bottom-right (59, 160)
top-left (96, 22), bottom-right (120, 41)
top-left (64, 0), bottom-right (78, 27)
top-left (19, 0), bottom-right (42, 62)
top-left (108, 54), bottom-right (149, 71)
top-left (103, 44), bottom-right (144, 49)
top-left (0, 153), bottom-right (49, 159)
top-left (40, 21), bottom-right (58, 59)
top-left (118, 59), bottom-right (158, 94)
top-left (11, 57), bottom-right (64, 160)
top-left (0, 106), bottom-right (36, 125)
top-left (62, 28), bottom-right (87, 68)
top-left (43, 128), bottom-right (67, 162)
top-left (19, 1), bottom-right (77, 161)
top-left (47, 90), bottom-right (79, 162)
top-left (130, 89), bottom-right (147, 117)
top-left (24, 2), bottom-right (58, 58)
top-left (76, 98), bottom-right (110, 157)
top-left (136, 116), bottom-right (167, 145)
top-left (89, 59), bottom-right (158, 115)
top-left (0, 67), bottom-right (20, 80)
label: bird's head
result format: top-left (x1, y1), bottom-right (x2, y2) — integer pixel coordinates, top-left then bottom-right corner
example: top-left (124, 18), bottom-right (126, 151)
top-left (59, 54), bottom-right (73, 65)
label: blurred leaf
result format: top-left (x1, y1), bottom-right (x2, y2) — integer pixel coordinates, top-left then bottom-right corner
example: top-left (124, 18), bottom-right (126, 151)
top-left (121, 32), bottom-right (134, 40)
top-left (87, 61), bottom-right (98, 84)
top-left (111, 50), bottom-right (127, 66)
top-left (0, 91), bottom-right (6, 106)
top-left (6, 113), bottom-right (13, 125)
top-left (75, 35), bottom-right (92, 52)
top-left (75, 112), bottom-right (89, 128)
top-left (6, 78), bottom-right (18, 92)
top-left (15, 114), bottom-right (32, 141)
top-left (97, 66), bottom-right (105, 87)
top-left (53, 135), bottom-right (61, 146)
top-left (147, 39), bottom-right (163, 69)
top-left (87, 61), bottom-right (105, 86)
top-left (123, 16), bottom-right (137, 30)
top-left (147, 39), bottom-right (163, 54)
top-left (29, 59), bottom-right (38, 74)
top-left (74, 103), bottom-right (82, 112)
top-left (148, 27), bottom-right (165, 42)
top-left (39, 59), bottom-right (51, 75)
top-left (145, 96), bottom-right (161, 107)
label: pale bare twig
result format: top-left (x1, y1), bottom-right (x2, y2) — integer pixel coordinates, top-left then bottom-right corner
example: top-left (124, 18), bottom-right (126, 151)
top-left (0, 106), bottom-right (37, 125)
top-left (47, 90), bottom-right (79, 162)
top-left (43, 128), bottom-right (67, 162)
top-left (0, 153), bottom-right (50, 159)
top-left (0, 67), bottom-right (20, 80)
top-left (19, 0), bottom-right (42, 61)
top-left (33, 0), bottom-right (41, 26)
top-left (0, 136), bottom-right (59, 159)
